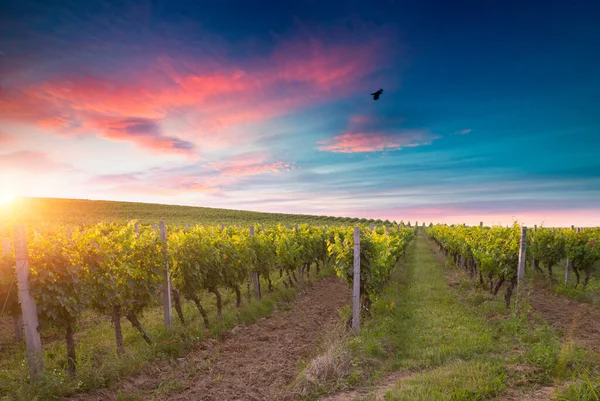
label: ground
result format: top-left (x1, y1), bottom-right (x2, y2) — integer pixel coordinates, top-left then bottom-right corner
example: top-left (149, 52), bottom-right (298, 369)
top-left (68, 276), bottom-right (351, 401)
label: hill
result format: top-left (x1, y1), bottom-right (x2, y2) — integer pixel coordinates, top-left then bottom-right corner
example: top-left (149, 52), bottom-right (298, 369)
top-left (0, 197), bottom-right (395, 226)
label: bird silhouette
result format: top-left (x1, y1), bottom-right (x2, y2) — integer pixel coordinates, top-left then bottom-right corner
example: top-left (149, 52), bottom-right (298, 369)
top-left (371, 88), bottom-right (383, 100)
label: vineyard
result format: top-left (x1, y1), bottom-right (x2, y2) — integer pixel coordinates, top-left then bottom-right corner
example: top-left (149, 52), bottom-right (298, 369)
top-left (427, 224), bottom-right (600, 307)
top-left (0, 219), bottom-right (414, 399)
top-left (2, 210), bottom-right (600, 400)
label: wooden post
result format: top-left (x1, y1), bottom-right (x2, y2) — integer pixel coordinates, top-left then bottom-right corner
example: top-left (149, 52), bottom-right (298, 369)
top-left (186, 223), bottom-right (190, 231)
top-left (134, 222), bottom-right (139, 237)
top-left (12, 224), bottom-right (43, 381)
top-left (2, 237), bottom-right (23, 342)
top-left (249, 226), bottom-right (261, 300)
top-left (480, 221), bottom-right (483, 227)
top-left (517, 226), bottom-right (527, 283)
top-left (295, 224), bottom-right (299, 232)
top-left (261, 223), bottom-right (264, 232)
top-left (565, 226), bottom-right (578, 284)
top-left (220, 223), bottom-right (224, 231)
top-left (532, 225), bottom-right (537, 273)
top-left (352, 227), bottom-right (361, 335)
top-left (159, 221), bottom-right (172, 331)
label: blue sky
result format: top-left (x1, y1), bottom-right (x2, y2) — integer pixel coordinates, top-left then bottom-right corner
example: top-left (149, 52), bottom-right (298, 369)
top-left (1, 0), bottom-right (599, 225)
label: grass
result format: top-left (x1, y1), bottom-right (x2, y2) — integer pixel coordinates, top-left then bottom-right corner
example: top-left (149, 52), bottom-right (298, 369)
top-left (0, 266), bottom-right (334, 400)
top-left (308, 231), bottom-right (600, 401)
top-left (382, 360), bottom-right (506, 400)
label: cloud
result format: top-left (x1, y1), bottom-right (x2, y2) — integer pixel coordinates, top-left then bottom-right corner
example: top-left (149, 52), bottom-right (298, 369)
top-left (87, 152), bottom-right (296, 197)
top-left (219, 161), bottom-right (293, 177)
top-left (0, 131), bottom-right (14, 144)
top-left (455, 129), bottom-right (472, 135)
top-left (0, 151), bottom-right (72, 173)
top-left (0, 25), bottom-right (393, 152)
top-left (89, 117), bottom-right (196, 156)
top-left (317, 133), bottom-right (403, 153)
top-left (206, 153), bottom-right (295, 177)
top-left (90, 170), bottom-right (221, 196)
top-left (317, 114), bottom-right (437, 153)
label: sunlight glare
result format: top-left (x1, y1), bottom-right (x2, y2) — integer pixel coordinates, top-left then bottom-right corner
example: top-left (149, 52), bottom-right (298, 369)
top-left (0, 189), bottom-right (16, 205)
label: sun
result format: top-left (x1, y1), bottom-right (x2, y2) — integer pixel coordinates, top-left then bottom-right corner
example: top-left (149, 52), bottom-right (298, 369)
top-left (0, 189), bottom-right (16, 205)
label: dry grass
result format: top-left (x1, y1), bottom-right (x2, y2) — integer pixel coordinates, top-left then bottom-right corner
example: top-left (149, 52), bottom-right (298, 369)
top-left (292, 323), bottom-right (353, 398)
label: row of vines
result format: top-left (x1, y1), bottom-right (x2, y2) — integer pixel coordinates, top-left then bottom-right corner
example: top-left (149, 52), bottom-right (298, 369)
top-left (0, 221), bottom-right (414, 380)
top-left (427, 224), bottom-right (600, 307)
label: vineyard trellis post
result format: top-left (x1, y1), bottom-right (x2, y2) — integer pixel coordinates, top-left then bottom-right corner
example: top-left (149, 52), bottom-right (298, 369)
top-left (532, 225), bottom-right (537, 274)
top-left (565, 225), bottom-right (576, 284)
top-left (517, 226), bottom-right (527, 283)
top-left (159, 221), bottom-right (172, 331)
top-left (249, 226), bottom-right (261, 300)
top-left (295, 224), bottom-right (303, 282)
top-left (12, 224), bottom-right (43, 382)
top-left (352, 227), bottom-right (361, 335)
top-left (2, 237), bottom-right (23, 342)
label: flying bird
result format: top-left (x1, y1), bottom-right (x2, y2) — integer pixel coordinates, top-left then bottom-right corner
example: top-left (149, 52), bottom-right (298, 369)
top-left (371, 88), bottom-right (383, 100)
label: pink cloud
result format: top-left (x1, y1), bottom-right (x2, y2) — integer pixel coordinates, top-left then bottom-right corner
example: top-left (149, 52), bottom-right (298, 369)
top-left (317, 114), bottom-right (437, 153)
top-left (89, 117), bottom-right (196, 156)
top-left (205, 152), bottom-right (295, 177)
top-left (317, 132), bottom-right (404, 153)
top-left (0, 131), bottom-right (14, 144)
top-left (217, 161), bottom-right (293, 177)
top-left (90, 171), bottom-right (221, 197)
top-left (0, 29), bottom-right (393, 152)
top-left (0, 151), bottom-right (72, 173)
top-left (87, 152), bottom-right (295, 198)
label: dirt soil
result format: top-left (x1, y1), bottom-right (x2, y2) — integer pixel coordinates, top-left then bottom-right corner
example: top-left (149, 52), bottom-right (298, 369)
top-left (69, 275), bottom-right (351, 401)
top-left (529, 286), bottom-right (600, 355)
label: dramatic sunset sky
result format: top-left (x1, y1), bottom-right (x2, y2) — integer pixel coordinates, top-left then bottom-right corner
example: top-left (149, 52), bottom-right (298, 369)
top-left (1, 0), bottom-right (599, 226)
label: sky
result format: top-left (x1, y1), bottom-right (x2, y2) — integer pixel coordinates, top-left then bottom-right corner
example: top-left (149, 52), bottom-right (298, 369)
top-left (1, 0), bottom-right (599, 226)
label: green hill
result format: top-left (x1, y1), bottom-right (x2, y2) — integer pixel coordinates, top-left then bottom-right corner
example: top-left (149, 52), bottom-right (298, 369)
top-left (1, 197), bottom-right (393, 226)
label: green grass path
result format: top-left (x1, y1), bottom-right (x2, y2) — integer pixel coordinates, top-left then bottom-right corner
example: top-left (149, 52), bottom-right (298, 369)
top-left (372, 231), bottom-right (508, 399)
top-left (350, 231), bottom-right (520, 400)
top-left (350, 231), bottom-right (599, 400)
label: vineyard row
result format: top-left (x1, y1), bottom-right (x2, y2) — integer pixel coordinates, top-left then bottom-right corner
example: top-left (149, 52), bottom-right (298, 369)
top-left (0, 221), bottom-right (414, 381)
